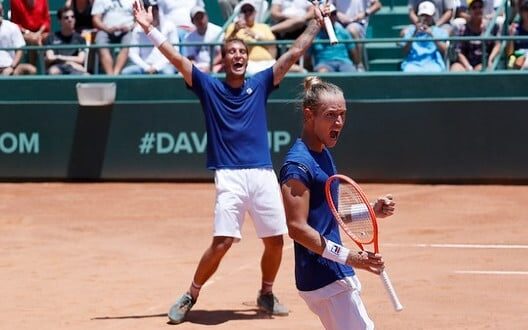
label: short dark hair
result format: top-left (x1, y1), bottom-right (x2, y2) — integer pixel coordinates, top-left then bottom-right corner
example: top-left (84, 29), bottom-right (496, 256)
top-left (57, 6), bottom-right (74, 20)
top-left (221, 37), bottom-right (249, 57)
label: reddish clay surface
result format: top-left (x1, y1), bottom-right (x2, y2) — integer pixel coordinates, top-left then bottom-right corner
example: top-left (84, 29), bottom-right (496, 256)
top-left (1, 183), bottom-right (527, 329)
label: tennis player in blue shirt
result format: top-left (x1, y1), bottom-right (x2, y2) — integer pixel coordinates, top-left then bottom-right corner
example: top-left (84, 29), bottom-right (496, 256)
top-left (133, 0), bottom-right (330, 325)
top-left (280, 76), bottom-right (396, 329)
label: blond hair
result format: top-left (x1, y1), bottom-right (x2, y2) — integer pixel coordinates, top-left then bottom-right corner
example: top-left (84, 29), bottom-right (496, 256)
top-left (302, 76), bottom-right (343, 112)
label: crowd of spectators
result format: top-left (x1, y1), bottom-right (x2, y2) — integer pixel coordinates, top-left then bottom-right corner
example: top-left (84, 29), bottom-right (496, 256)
top-left (1, 0), bottom-right (528, 75)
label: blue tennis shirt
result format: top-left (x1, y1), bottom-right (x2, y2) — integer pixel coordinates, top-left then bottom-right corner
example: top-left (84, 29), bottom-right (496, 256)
top-left (189, 66), bottom-right (276, 170)
top-left (280, 139), bottom-right (354, 291)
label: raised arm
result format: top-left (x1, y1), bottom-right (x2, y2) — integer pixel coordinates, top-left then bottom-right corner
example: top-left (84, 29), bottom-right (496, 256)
top-left (272, 4), bottom-right (325, 86)
top-left (133, 0), bottom-right (193, 86)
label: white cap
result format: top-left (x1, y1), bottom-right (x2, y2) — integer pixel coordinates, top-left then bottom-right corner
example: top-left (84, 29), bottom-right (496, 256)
top-left (190, 6), bottom-right (206, 19)
top-left (417, 1), bottom-right (436, 16)
top-left (239, 0), bottom-right (256, 10)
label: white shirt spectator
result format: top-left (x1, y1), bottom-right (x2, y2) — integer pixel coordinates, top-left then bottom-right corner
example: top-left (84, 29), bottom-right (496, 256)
top-left (271, 0), bottom-right (311, 18)
top-left (0, 19), bottom-right (26, 68)
top-left (183, 22), bottom-right (223, 68)
top-left (127, 21), bottom-right (179, 72)
top-left (157, 0), bottom-right (204, 28)
top-left (334, 0), bottom-right (373, 25)
top-left (91, 0), bottom-right (135, 29)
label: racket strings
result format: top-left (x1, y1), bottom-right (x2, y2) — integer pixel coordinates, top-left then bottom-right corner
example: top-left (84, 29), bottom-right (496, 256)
top-left (337, 183), bottom-right (374, 244)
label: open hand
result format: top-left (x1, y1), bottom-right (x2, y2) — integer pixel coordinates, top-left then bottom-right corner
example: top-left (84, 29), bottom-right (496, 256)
top-left (133, 0), bottom-right (153, 32)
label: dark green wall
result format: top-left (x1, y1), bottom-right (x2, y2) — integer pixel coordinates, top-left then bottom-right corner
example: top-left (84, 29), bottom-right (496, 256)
top-left (1, 73), bottom-right (527, 182)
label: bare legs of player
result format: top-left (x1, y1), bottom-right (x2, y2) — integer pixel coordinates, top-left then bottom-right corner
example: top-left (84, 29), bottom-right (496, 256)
top-left (189, 235), bottom-right (284, 300)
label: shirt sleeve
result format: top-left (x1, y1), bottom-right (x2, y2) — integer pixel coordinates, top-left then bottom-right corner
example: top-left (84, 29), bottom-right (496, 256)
top-left (444, 0), bottom-right (455, 10)
top-left (74, 34), bottom-right (87, 53)
top-left (435, 27), bottom-right (449, 39)
top-left (188, 65), bottom-right (211, 95)
top-left (225, 24), bottom-right (235, 40)
top-left (127, 31), bottom-right (150, 70)
top-left (403, 25), bottom-right (415, 40)
top-left (91, 0), bottom-right (107, 16)
top-left (182, 34), bottom-right (195, 58)
top-left (252, 66), bottom-right (276, 95)
top-left (279, 161), bottom-right (312, 188)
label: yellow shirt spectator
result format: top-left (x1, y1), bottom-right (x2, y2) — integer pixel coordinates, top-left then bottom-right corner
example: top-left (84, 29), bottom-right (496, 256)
top-left (225, 22), bottom-right (277, 61)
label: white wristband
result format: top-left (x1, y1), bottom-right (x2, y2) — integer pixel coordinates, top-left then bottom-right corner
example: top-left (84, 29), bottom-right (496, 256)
top-left (147, 27), bottom-right (167, 48)
top-left (322, 239), bottom-right (350, 265)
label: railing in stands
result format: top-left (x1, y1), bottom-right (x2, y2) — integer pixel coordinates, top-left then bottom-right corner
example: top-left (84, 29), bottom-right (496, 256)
top-left (2, 35), bottom-right (528, 75)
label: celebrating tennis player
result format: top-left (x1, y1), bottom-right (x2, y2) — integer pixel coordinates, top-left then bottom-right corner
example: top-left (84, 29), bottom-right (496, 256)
top-left (279, 76), bottom-right (396, 329)
top-left (132, 0), bottom-right (332, 325)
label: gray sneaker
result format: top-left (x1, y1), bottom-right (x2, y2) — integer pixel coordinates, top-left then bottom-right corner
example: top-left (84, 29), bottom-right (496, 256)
top-left (257, 291), bottom-right (289, 316)
top-left (168, 293), bottom-right (195, 324)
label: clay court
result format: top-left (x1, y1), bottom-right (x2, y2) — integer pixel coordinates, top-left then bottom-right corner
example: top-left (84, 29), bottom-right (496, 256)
top-left (1, 182), bottom-right (527, 329)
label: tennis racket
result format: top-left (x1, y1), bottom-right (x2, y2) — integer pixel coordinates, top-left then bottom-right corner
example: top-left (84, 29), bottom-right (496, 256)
top-left (309, 0), bottom-right (338, 45)
top-left (325, 174), bottom-right (403, 312)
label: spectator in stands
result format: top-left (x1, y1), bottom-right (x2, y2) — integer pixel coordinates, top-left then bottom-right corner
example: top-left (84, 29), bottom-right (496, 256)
top-left (91, 0), bottom-right (135, 74)
top-left (183, 6), bottom-right (224, 73)
top-left (270, 0), bottom-right (314, 40)
top-left (400, 1), bottom-right (449, 72)
top-left (407, 0), bottom-right (454, 34)
top-left (225, 0), bottom-right (277, 74)
top-left (157, 0), bottom-right (204, 31)
top-left (0, 1), bottom-right (37, 75)
top-left (308, 4), bottom-right (356, 72)
top-left (10, 0), bottom-right (51, 66)
top-left (218, 0), bottom-right (269, 22)
top-left (65, 0), bottom-right (94, 33)
top-left (453, 0), bottom-right (503, 33)
top-left (10, 0), bottom-right (51, 45)
top-left (65, 0), bottom-right (96, 74)
top-left (506, 0), bottom-right (528, 69)
top-left (44, 6), bottom-right (88, 75)
top-left (235, 0), bottom-right (269, 22)
top-left (450, 0), bottom-right (500, 71)
top-left (333, 0), bottom-right (382, 72)
top-left (122, 0), bottom-right (176, 74)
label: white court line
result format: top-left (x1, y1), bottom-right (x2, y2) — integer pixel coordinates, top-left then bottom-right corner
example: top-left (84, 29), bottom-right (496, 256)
top-left (454, 270), bottom-right (528, 275)
top-left (384, 243), bottom-right (528, 249)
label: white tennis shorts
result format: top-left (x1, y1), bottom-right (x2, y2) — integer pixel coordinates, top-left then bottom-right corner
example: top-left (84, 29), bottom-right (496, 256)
top-left (299, 276), bottom-right (374, 330)
top-left (213, 168), bottom-right (287, 240)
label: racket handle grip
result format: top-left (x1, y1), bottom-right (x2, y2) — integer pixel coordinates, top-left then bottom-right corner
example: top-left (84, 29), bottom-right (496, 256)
top-left (380, 269), bottom-right (404, 312)
top-left (323, 16), bottom-right (338, 45)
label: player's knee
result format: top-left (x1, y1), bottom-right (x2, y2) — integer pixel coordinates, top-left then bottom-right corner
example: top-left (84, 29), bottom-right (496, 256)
top-left (262, 235), bottom-right (284, 250)
top-left (211, 236), bottom-right (234, 253)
